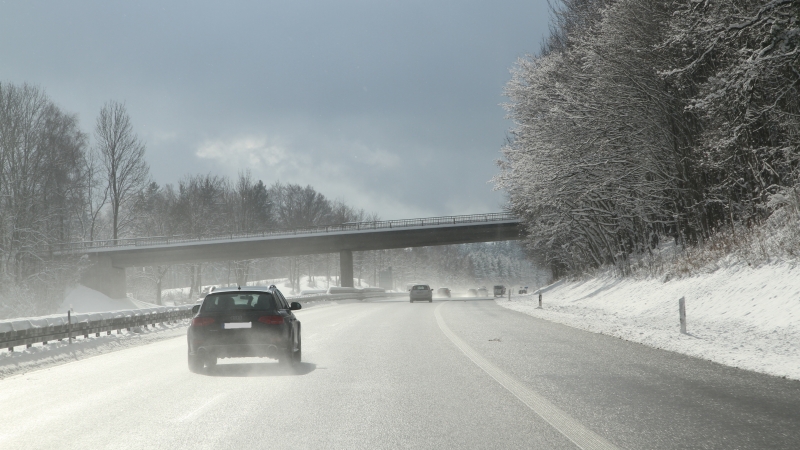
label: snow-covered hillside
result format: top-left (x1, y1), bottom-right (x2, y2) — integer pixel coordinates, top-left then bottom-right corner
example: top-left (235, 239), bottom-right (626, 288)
top-left (58, 285), bottom-right (152, 313)
top-left (498, 261), bottom-right (800, 380)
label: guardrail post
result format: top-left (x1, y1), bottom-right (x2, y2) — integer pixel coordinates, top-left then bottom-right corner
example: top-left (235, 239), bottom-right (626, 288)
top-left (68, 310), bottom-right (72, 344)
top-left (538, 293), bottom-right (542, 309)
top-left (679, 297), bottom-right (687, 334)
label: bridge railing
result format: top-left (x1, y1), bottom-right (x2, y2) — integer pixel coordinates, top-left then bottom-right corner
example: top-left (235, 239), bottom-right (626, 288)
top-left (48, 212), bottom-right (518, 253)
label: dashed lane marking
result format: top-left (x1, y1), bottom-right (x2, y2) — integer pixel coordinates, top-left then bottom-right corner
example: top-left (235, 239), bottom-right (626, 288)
top-left (434, 302), bottom-right (621, 450)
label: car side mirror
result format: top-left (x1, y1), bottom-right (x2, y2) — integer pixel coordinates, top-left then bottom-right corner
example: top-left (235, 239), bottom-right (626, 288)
top-left (290, 302), bottom-right (302, 310)
top-left (192, 305), bottom-right (200, 315)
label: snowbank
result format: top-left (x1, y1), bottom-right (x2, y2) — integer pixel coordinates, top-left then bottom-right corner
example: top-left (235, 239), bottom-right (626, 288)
top-left (0, 322), bottom-right (188, 379)
top-left (299, 289), bottom-right (327, 295)
top-left (0, 285), bottom-right (174, 334)
top-left (59, 285), bottom-right (141, 313)
top-left (497, 261), bottom-right (800, 380)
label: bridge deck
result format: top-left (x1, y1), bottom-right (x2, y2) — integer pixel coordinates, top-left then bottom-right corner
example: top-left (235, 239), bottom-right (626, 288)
top-left (54, 213), bottom-right (523, 267)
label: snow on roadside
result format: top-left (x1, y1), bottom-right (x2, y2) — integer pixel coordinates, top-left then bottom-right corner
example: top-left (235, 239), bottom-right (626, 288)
top-left (0, 321), bottom-right (189, 379)
top-left (2, 284), bottom-right (197, 378)
top-left (161, 275), bottom-right (373, 300)
top-left (59, 285), bottom-right (143, 313)
top-left (497, 261), bottom-right (800, 380)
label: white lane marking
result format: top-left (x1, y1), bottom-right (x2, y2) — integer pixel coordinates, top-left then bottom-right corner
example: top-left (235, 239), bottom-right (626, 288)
top-left (329, 323), bottom-right (339, 327)
top-left (175, 393), bottom-right (226, 422)
top-left (434, 302), bottom-right (621, 450)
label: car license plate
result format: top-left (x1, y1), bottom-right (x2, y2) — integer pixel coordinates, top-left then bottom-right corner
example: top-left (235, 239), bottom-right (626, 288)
top-left (223, 322), bottom-right (252, 329)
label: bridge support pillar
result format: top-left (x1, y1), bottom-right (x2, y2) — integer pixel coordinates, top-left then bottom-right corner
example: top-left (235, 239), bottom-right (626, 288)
top-left (80, 255), bottom-right (127, 299)
top-left (339, 250), bottom-right (354, 288)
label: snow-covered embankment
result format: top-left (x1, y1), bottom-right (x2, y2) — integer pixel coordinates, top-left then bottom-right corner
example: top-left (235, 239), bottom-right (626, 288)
top-left (498, 262), bottom-right (800, 380)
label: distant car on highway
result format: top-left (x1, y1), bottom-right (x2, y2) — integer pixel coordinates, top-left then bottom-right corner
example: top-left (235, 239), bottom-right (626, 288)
top-left (477, 287), bottom-right (489, 297)
top-left (187, 285), bottom-right (302, 372)
top-left (409, 284), bottom-right (433, 303)
top-left (493, 285), bottom-right (506, 297)
top-left (466, 288), bottom-right (478, 297)
top-left (436, 287), bottom-right (451, 298)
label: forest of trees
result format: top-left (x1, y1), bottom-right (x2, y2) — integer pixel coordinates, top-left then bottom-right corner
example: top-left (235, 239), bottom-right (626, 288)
top-left (495, 0), bottom-right (799, 277)
top-left (0, 81), bottom-right (542, 318)
top-left (0, 82), bottom-right (382, 317)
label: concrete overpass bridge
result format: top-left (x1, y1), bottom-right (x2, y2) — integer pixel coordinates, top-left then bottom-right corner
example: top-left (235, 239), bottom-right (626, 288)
top-left (54, 213), bottom-right (522, 298)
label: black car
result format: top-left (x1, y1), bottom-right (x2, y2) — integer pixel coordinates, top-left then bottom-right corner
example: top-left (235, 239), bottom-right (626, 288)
top-left (187, 286), bottom-right (302, 372)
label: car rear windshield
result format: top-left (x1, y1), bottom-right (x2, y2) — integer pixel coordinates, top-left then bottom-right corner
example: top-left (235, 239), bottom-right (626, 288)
top-left (412, 285), bottom-right (429, 290)
top-left (201, 292), bottom-right (278, 312)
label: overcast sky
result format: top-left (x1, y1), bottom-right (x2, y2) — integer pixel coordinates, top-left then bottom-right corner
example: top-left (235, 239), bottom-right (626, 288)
top-left (1, 0), bottom-right (550, 220)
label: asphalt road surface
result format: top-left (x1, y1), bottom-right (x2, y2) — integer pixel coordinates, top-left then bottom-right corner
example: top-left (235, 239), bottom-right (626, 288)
top-left (1, 297), bottom-right (799, 449)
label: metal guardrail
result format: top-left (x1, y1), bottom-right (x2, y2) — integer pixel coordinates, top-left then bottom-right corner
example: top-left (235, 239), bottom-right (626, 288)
top-left (1, 306), bottom-right (193, 352)
top-left (0, 292), bottom-right (407, 352)
top-left (290, 291), bottom-right (408, 303)
top-left (48, 212), bottom-right (518, 253)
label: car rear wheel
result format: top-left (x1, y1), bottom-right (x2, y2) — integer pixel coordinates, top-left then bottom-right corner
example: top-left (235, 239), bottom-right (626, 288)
top-left (188, 352), bottom-right (203, 373)
top-left (294, 335), bottom-right (302, 363)
top-left (206, 355), bottom-right (217, 369)
top-left (280, 332), bottom-right (300, 366)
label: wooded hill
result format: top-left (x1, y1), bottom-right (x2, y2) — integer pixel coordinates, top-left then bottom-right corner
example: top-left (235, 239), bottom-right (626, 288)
top-left (495, 0), bottom-right (799, 277)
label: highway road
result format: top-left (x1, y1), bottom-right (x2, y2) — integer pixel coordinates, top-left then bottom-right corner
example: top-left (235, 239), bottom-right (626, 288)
top-left (1, 297), bottom-right (799, 449)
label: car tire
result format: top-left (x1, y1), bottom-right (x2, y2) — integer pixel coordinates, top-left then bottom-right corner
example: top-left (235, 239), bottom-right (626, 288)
top-left (188, 352), bottom-right (203, 373)
top-left (294, 335), bottom-right (302, 364)
top-left (279, 349), bottom-right (291, 365)
top-left (409, 299), bottom-right (413, 303)
top-left (206, 356), bottom-right (217, 369)
top-left (429, 299), bottom-right (432, 303)
top-left (280, 332), bottom-right (298, 366)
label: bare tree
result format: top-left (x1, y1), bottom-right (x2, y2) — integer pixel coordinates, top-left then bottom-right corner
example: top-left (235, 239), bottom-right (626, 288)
top-left (80, 147), bottom-right (109, 241)
top-left (0, 83), bottom-right (87, 317)
top-left (269, 182), bottom-right (333, 229)
top-left (94, 101), bottom-right (149, 240)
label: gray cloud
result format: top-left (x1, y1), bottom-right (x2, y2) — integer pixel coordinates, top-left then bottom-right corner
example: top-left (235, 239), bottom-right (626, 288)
top-left (0, 0), bottom-right (550, 219)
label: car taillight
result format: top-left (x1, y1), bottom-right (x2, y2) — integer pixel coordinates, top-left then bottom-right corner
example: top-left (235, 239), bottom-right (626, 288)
top-left (192, 317), bottom-right (215, 326)
top-left (258, 315), bottom-right (285, 325)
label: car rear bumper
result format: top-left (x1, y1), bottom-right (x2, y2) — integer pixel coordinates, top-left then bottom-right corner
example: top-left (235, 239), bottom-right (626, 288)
top-left (191, 343), bottom-right (288, 359)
